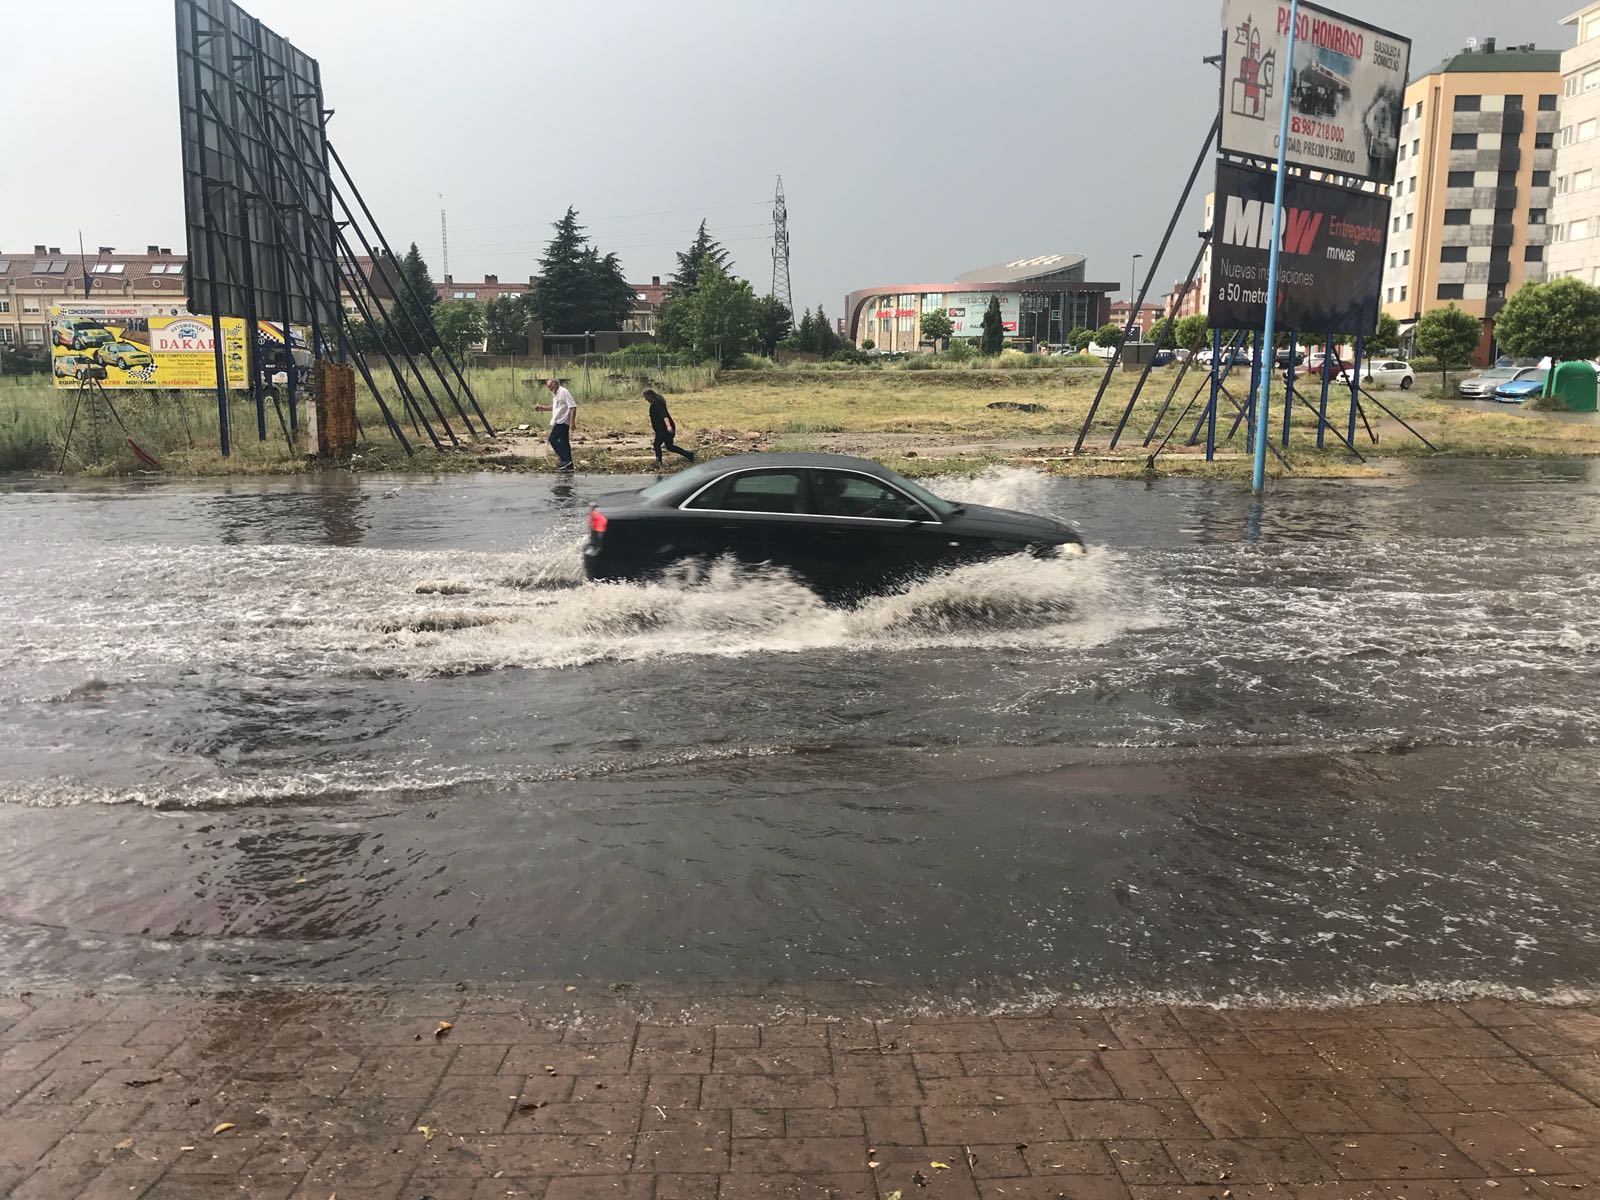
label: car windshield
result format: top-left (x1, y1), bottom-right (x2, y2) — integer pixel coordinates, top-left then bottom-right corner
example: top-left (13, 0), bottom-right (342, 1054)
top-left (872, 470), bottom-right (957, 517)
top-left (1517, 370), bottom-right (1547, 383)
top-left (1477, 369), bottom-right (1517, 381)
top-left (638, 460), bottom-right (722, 501)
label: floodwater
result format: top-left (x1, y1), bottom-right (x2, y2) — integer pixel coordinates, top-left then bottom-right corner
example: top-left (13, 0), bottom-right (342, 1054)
top-left (1, 462), bottom-right (1598, 1005)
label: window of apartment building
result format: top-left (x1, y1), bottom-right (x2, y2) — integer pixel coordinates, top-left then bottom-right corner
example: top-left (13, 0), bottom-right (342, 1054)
top-left (1585, 11), bottom-right (1600, 40)
top-left (898, 314), bottom-right (913, 333)
top-left (1454, 94), bottom-right (1481, 112)
top-left (1578, 169), bottom-right (1595, 191)
top-left (1533, 170), bottom-right (1551, 186)
top-left (1399, 143), bottom-right (1406, 161)
top-left (1531, 207), bottom-right (1547, 224)
top-left (22, 298), bottom-right (39, 313)
top-left (1386, 287), bottom-right (1395, 303)
top-left (1490, 243), bottom-right (1511, 263)
top-left (1498, 169), bottom-right (1517, 188)
top-left (1588, 69), bottom-right (1600, 92)
top-left (1415, 102), bottom-right (1423, 120)
top-left (1437, 284), bottom-right (1466, 300)
top-left (1448, 170), bottom-right (1474, 187)
top-left (1409, 177), bottom-right (1417, 194)
top-left (1505, 94), bottom-right (1524, 113)
top-left (1406, 212), bottom-right (1414, 230)
top-left (1583, 119), bottom-right (1599, 141)
top-left (0, 300), bottom-right (8, 314)
top-left (1441, 246), bottom-right (1469, 263)
top-left (1400, 286), bottom-right (1408, 302)
top-left (1444, 209), bottom-right (1471, 225)
top-left (1413, 138), bottom-right (1420, 156)
top-left (0, 328), bottom-right (12, 345)
top-left (1526, 245), bottom-right (1544, 262)
top-left (23, 327), bottom-right (43, 346)
top-left (1390, 251), bottom-right (1398, 268)
top-left (1567, 75), bottom-right (1579, 97)
top-left (1393, 215), bottom-right (1401, 233)
top-left (1403, 249), bottom-right (1410, 266)
top-left (1573, 218), bottom-right (1591, 240)
top-left (1451, 133), bottom-right (1477, 150)
top-left (1540, 132), bottom-right (1556, 148)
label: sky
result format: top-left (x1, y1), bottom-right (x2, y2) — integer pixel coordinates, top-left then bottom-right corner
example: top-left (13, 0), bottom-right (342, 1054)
top-left (0, 0), bottom-right (1579, 318)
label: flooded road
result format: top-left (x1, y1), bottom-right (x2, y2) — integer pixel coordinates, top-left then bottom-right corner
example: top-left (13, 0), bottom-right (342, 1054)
top-left (1, 462), bottom-right (1598, 1003)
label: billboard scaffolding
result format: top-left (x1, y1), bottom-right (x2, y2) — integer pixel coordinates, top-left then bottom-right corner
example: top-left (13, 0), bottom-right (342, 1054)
top-left (174, 0), bottom-right (488, 457)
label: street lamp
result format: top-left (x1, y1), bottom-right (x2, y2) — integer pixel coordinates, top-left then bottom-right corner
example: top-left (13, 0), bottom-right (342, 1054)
top-left (1129, 253), bottom-right (1143, 337)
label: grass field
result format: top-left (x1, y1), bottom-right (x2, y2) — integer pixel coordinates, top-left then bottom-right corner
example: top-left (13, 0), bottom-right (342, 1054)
top-left (5, 358), bottom-right (1600, 480)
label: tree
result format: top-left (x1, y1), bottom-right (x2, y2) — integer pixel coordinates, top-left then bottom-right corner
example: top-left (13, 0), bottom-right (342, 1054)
top-left (794, 308), bottom-right (816, 353)
top-left (1092, 322), bottom-right (1125, 349)
top-left (484, 295), bottom-right (530, 355)
top-left (584, 248), bottom-right (638, 332)
top-left (1172, 314), bottom-right (1209, 352)
top-left (1495, 277), bottom-right (1600, 363)
top-left (432, 299), bottom-right (486, 357)
top-left (669, 220), bottom-right (732, 295)
top-left (344, 315), bottom-right (381, 355)
top-left (1147, 317), bottom-right (1175, 348)
top-left (980, 296), bottom-right (1005, 356)
top-left (919, 308), bottom-right (953, 350)
top-left (681, 262), bottom-right (758, 362)
top-left (1373, 312), bottom-right (1401, 352)
top-left (395, 243), bottom-right (438, 350)
top-left (813, 306), bottom-right (840, 355)
top-left (1064, 326), bottom-right (1092, 351)
top-left (1414, 304), bottom-right (1482, 390)
top-left (528, 208), bottom-right (592, 333)
top-left (752, 294), bottom-right (792, 356)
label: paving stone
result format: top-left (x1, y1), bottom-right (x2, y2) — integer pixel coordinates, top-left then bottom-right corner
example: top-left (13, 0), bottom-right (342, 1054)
top-left (1059, 1101), bottom-right (1209, 1141)
top-left (1425, 1111), bottom-right (1582, 1176)
top-left (921, 1103), bottom-right (1071, 1144)
top-left (784, 1108), bottom-right (865, 1138)
top-left (1512, 1106), bottom-right (1600, 1147)
top-left (731, 1136), bottom-right (867, 1173)
top-left (869, 1144), bottom-right (981, 1200)
top-left (1101, 1052), bottom-right (1182, 1099)
top-left (1034, 1055), bottom-right (1119, 1101)
top-left (996, 1020), bottom-right (1118, 1052)
top-left (1020, 1141), bottom-right (1114, 1175)
top-left (716, 1171), bottom-right (876, 1200)
top-left (978, 1176), bottom-right (1130, 1200)
top-left (864, 1104), bottom-right (924, 1147)
top-left (920, 1076), bottom-right (1053, 1105)
top-left (1179, 1083), bottom-right (1297, 1139)
top-left (1104, 1140), bottom-right (1183, 1185)
top-left (716, 1050), bottom-right (833, 1076)
top-left (1309, 1133), bottom-right (1483, 1180)
top-left (880, 1024), bottom-right (1007, 1055)
top-left (1163, 1136), bottom-right (1334, 1183)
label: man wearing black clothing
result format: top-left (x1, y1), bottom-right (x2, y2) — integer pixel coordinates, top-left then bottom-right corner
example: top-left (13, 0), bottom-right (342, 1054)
top-left (645, 388), bottom-right (695, 467)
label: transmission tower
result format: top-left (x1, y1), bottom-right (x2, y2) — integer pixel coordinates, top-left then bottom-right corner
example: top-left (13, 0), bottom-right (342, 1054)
top-left (439, 194), bottom-right (449, 277)
top-left (771, 175), bottom-right (792, 315)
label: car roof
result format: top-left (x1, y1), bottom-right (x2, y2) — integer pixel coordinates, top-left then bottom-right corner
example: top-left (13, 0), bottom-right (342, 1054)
top-left (694, 452), bottom-right (905, 479)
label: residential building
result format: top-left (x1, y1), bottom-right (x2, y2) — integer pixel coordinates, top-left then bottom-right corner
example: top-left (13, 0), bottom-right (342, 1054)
top-left (1547, 4), bottom-right (1600, 283)
top-left (1379, 39), bottom-right (1561, 350)
top-left (434, 274), bottom-right (528, 306)
top-left (1164, 278), bottom-right (1204, 319)
top-left (1109, 300), bottom-right (1165, 338)
top-left (628, 277), bottom-right (667, 333)
top-left (1, 245), bottom-right (186, 352)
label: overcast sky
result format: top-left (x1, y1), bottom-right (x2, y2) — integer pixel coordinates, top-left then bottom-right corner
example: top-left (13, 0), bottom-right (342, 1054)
top-left (1, 0), bottom-right (1576, 317)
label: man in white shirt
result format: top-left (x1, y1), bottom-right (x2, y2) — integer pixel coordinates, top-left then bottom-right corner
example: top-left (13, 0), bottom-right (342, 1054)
top-left (535, 377), bottom-right (576, 470)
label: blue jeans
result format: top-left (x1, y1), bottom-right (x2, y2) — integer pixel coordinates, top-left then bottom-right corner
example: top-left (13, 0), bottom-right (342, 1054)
top-left (548, 422), bottom-right (572, 468)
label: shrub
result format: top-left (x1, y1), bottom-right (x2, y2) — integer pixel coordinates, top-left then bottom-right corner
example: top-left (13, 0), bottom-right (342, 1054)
top-left (905, 356), bottom-right (937, 371)
top-left (940, 340), bottom-right (976, 363)
top-left (861, 339), bottom-right (876, 351)
top-left (828, 348), bottom-right (874, 365)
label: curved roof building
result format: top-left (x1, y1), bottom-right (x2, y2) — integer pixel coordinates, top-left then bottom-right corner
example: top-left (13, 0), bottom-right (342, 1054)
top-left (845, 253), bottom-right (1116, 351)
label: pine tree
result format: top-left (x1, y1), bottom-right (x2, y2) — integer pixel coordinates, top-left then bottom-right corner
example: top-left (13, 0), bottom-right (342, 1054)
top-left (669, 220), bottom-right (732, 295)
top-left (795, 308), bottom-right (816, 352)
top-left (980, 297), bottom-right (1005, 356)
top-left (389, 243), bottom-right (439, 351)
top-left (814, 306), bottom-right (837, 354)
top-left (529, 208), bottom-right (592, 333)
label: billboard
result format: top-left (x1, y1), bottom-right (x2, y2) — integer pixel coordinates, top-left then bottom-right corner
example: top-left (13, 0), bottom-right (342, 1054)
top-left (946, 292), bottom-right (1019, 336)
top-left (176, 0), bottom-right (340, 330)
top-left (48, 303), bottom-right (249, 390)
top-left (1221, 0), bottom-right (1410, 184)
top-left (1206, 160), bottom-right (1389, 334)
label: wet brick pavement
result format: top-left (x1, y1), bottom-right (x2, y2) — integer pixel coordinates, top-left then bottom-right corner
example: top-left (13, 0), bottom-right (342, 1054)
top-left (1, 988), bottom-right (1598, 1199)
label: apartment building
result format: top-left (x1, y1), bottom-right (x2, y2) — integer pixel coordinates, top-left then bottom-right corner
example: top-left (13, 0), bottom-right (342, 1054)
top-left (0, 245), bottom-right (185, 352)
top-left (1379, 41), bottom-right (1561, 338)
top-left (1547, 4), bottom-right (1600, 282)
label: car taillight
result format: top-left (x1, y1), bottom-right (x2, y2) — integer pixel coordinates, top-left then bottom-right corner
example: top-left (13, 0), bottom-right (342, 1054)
top-left (588, 509), bottom-right (608, 534)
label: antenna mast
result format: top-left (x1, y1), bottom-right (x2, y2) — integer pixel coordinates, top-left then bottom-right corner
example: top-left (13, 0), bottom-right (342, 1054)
top-left (439, 194), bottom-right (449, 277)
top-left (771, 175), bottom-right (792, 315)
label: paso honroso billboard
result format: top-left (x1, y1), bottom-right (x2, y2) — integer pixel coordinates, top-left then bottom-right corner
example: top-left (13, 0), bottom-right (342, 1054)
top-left (1221, 0), bottom-right (1410, 185)
top-left (1207, 161), bottom-right (1390, 333)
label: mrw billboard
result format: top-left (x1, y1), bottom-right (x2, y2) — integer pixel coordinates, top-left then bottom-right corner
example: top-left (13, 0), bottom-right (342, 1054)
top-left (1206, 161), bottom-right (1389, 334)
top-left (1221, 0), bottom-right (1410, 185)
top-left (49, 303), bottom-right (249, 390)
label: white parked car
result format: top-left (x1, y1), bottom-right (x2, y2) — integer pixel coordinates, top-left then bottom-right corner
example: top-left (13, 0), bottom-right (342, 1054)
top-left (1357, 360), bottom-right (1416, 389)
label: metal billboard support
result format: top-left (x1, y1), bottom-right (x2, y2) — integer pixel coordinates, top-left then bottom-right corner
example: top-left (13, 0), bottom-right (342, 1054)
top-left (1250, 0), bottom-right (1300, 493)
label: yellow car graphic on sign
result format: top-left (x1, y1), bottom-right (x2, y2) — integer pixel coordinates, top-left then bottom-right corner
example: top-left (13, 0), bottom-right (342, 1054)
top-left (97, 341), bottom-right (155, 369)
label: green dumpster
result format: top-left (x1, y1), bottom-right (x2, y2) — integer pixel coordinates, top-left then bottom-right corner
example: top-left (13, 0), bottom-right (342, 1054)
top-left (1547, 360), bottom-right (1598, 412)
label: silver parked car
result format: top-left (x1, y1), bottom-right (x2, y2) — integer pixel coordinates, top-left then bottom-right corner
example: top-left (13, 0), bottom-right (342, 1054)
top-left (1458, 367), bottom-right (1530, 399)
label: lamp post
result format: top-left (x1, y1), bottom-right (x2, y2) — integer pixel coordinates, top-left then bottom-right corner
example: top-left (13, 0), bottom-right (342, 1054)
top-left (1129, 253), bottom-right (1143, 338)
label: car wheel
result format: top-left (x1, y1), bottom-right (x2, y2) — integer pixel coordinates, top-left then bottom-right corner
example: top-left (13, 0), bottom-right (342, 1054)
top-left (1400, 376), bottom-right (1413, 390)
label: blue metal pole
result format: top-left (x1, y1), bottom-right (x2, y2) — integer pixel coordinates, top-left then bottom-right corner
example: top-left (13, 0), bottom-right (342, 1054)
top-left (1246, 331), bottom-right (1261, 455)
top-left (1317, 334), bottom-right (1333, 448)
top-left (1207, 327), bottom-right (1221, 460)
top-left (1348, 335), bottom-right (1363, 448)
top-left (1282, 331), bottom-right (1295, 447)
top-left (1252, 0), bottom-right (1300, 494)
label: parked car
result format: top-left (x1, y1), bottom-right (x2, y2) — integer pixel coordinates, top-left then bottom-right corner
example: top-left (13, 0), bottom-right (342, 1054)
top-left (1458, 367), bottom-right (1527, 398)
top-left (1358, 360), bottom-right (1416, 389)
top-left (52, 353), bottom-right (94, 380)
top-left (583, 452), bottom-right (1084, 599)
top-left (1149, 350), bottom-right (1175, 367)
top-left (95, 340), bottom-right (154, 369)
top-left (1494, 369), bottom-right (1548, 403)
top-left (1274, 348), bottom-right (1307, 367)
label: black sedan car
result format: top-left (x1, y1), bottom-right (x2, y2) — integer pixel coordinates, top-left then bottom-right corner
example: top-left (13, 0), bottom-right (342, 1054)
top-left (583, 452), bottom-right (1083, 596)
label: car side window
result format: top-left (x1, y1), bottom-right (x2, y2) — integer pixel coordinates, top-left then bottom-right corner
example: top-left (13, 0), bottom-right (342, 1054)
top-left (686, 470), bottom-right (805, 514)
top-left (808, 471), bottom-right (930, 521)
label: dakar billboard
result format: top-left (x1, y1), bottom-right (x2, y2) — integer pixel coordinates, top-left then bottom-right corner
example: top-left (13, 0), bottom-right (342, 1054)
top-left (49, 303), bottom-right (250, 390)
top-left (946, 292), bottom-right (1019, 336)
top-left (1206, 160), bottom-right (1389, 334)
top-left (1221, 0), bottom-right (1410, 185)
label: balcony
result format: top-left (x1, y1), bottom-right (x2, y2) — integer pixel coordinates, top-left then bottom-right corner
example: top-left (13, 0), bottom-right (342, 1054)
top-left (1488, 260), bottom-right (1512, 286)
top-left (1502, 110), bottom-right (1525, 137)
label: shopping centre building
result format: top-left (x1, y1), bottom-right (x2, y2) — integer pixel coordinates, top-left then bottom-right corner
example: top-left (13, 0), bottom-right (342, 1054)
top-left (844, 253), bottom-right (1116, 351)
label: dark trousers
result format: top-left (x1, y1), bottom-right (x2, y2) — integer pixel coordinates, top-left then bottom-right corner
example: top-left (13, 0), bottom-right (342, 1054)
top-left (548, 422), bottom-right (572, 468)
top-left (653, 430), bottom-right (694, 464)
